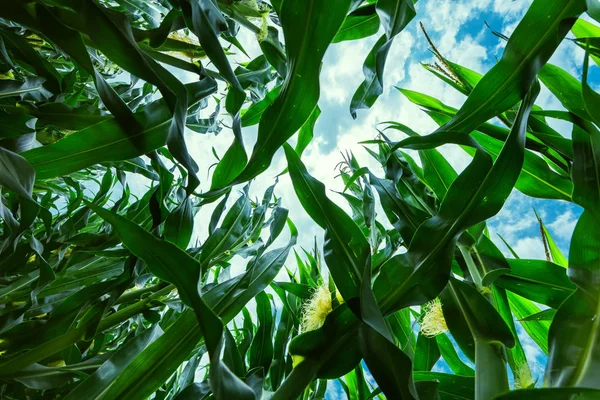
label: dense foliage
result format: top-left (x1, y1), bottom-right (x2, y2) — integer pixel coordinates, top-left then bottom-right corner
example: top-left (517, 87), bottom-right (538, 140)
top-left (0, 0), bottom-right (599, 399)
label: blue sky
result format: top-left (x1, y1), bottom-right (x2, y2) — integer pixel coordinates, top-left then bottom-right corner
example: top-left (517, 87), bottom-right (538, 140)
top-left (126, 0), bottom-right (598, 396)
top-left (176, 0), bottom-right (595, 263)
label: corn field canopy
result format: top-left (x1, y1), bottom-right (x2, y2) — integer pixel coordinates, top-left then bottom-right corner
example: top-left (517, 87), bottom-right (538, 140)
top-left (1, 0), bottom-right (600, 399)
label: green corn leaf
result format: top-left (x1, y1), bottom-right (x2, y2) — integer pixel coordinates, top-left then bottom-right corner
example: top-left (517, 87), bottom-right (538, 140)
top-left (9, 103), bottom-right (112, 132)
top-left (358, 325), bottom-right (418, 400)
top-left (10, 353), bottom-right (113, 390)
top-left (387, 308), bottom-right (415, 355)
top-left (373, 82), bottom-right (540, 314)
top-left (270, 302), bottom-right (294, 390)
top-left (508, 292), bottom-right (550, 355)
top-left (259, 26), bottom-right (287, 78)
top-left (241, 85), bottom-right (282, 127)
top-left (519, 309), bottom-right (556, 322)
top-left (1, 3), bottom-right (148, 141)
top-left (211, 0), bottom-right (351, 190)
top-left (284, 143), bottom-right (369, 303)
top-left (413, 372), bottom-right (474, 400)
top-left (414, 333), bottom-right (441, 372)
top-left (332, 4), bottom-right (380, 43)
top-left (535, 213), bottom-right (568, 268)
top-left (538, 63), bottom-right (591, 121)
top-left (441, 279), bottom-right (516, 354)
top-left (470, 131), bottom-right (573, 201)
top-left (435, 333), bottom-right (475, 376)
top-left (199, 186), bottom-right (252, 271)
top-left (0, 30), bottom-right (61, 94)
top-left (571, 19), bottom-right (600, 66)
top-left (344, 364), bottom-right (371, 400)
top-left (399, 89), bottom-right (573, 201)
top-left (0, 147), bottom-right (39, 236)
top-left (350, 0), bottom-right (416, 118)
top-left (383, 121), bottom-right (458, 200)
top-left (0, 77), bottom-right (51, 100)
top-left (274, 282), bottom-right (314, 300)
top-left (92, 222), bottom-right (296, 399)
top-left (581, 46), bottom-right (600, 142)
top-left (491, 286), bottom-right (533, 390)
top-left (0, 146), bottom-right (35, 199)
top-left (546, 116), bottom-right (600, 387)
top-left (440, 278), bottom-right (514, 399)
top-left (296, 106), bottom-right (320, 159)
top-left (87, 204), bottom-right (256, 399)
top-left (164, 196), bottom-right (195, 250)
top-left (223, 328), bottom-right (245, 377)
top-left (63, 325), bottom-right (163, 399)
top-left (434, 0), bottom-right (584, 135)
top-left (368, 172), bottom-right (428, 244)
top-left (23, 80), bottom-right (216, 180)
top-left (494, 259), bottom-right (575, 308)
top-left (279, 79), bottom-right (540, 399)
top-left (493, 388), bottom-right (600, 399)
top-left (249, 291), bottom-right (274, 374)
top-left (0, 111), bottom-right (37, 140)
top-left (184, 0), bottom-right (248, 189)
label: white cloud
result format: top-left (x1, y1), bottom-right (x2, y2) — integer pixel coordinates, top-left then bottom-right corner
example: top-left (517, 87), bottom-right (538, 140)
top-left (488, 191), bottom-right (544, 257)
top-left (421, 0), bottom-right (492, 48)
top-left (322, 37), bottom-right (376, 104)
top-left (494, 0), bottom-right (533, 24)
top-left (512, 236), bottom-right (547, 259)
top-left (547, 210), bottom-right (578, 241)
top-left (447, 33), bottom-right (490, 73)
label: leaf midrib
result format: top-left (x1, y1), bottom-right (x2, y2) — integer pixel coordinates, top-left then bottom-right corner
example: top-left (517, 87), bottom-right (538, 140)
top-left (381, 88), bottom-right (535, 311)
top-left (99, 327), bottom-right (197, 400)
top-left (379, 149), bottom-right (497, 312)
top-left (480, 140), bottom-right (572, 199)
top-left (422, 151), bottom-right (453, 195)
top-left (502, 273), bottom-right (574, 292)
top-left (201, 198), bottom-right (251, 266)
top-left (449, 0), bottom-right (576, 133)
top-left (377, 178), bottom-right (420, 231)
top-left (244, 0), bottom-right (350, 180)
top-left (292, 160), bottom-right (364, 287)
top-left (336, 13), bottom-right (378, 36)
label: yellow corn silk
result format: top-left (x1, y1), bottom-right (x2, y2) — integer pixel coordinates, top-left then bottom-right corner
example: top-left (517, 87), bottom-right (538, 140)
top-left (292, 284), bottom-right (345, 368)
top-left (301, 285), bottom-right (333, 333)
top-left (419, 298), bottom-right (448, 337)
top-left (514, 363), bottom-right (534, 389)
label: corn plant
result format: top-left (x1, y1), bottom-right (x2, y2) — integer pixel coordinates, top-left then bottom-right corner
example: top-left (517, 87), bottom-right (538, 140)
top-left (1, 0), bottom-right (600, 399)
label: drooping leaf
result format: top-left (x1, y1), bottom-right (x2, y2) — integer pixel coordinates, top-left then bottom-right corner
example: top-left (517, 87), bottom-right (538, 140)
top-left (433, 0), bottom-right (584, 135)
top-left (373, 82), bottom-right (540, 314)
top-left (249, 291), bottom-right (274, 374)
top-left (23, 80), bottom-right (216, 180)
top-left (63, 325), bottom-right (163, 399)
top-left (284, 143), bottom-right (369, 304)
top-left (332, 5), bottom-right (380, 43)
top-left (350, 0), bottom-right (416, 117)
top-left (87, 204), bottom-right (256, 400)
top-left (440, 278), bottom-right (513, 399)
top-left (211, 0), bottom-right (351, 190)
